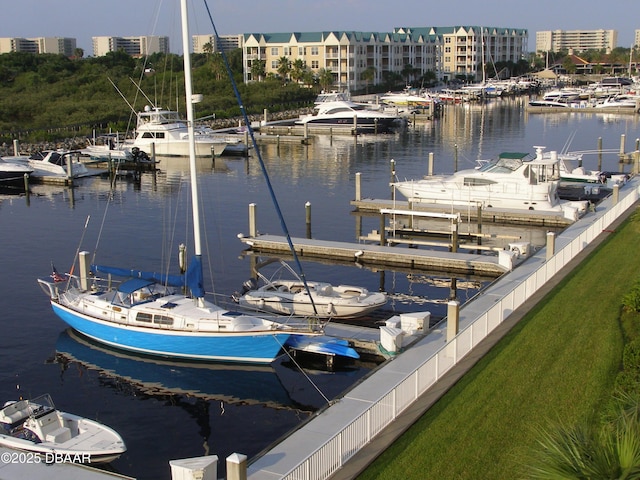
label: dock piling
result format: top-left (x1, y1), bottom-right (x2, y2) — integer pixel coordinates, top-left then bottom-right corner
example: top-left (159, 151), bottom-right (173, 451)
top-left (546, 232), bottom-right (556, 261)
top-left (446, 300), bottom-right (460, 342)
top-left (249, 203), bottom-right (257, 237)
top-left (226, 453), bottom-right (247, 480)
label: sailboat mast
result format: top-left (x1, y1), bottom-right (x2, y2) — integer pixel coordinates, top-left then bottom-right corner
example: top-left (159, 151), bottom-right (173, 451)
top-left (180, 0), bottom-right (202, 260)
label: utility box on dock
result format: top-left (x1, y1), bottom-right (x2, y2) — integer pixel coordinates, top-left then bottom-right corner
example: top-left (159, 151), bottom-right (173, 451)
top-left (399, 312), bottom-right (430, 334)
top-left (380, 326), bottom-right (404, 353)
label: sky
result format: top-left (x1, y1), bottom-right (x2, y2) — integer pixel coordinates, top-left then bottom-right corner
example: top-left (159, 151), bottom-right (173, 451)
top-left (4, 0), bottom-right (638, 55)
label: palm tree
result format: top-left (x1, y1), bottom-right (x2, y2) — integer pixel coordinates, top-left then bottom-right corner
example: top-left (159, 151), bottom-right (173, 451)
top-left (277, 56), bottom-right (291, 82)
top-left (250, 59), bottom-right (266, 82)
top-left (361, 66), bottom-right (376, 93)
top-left (522, 393), bottom-right (640, 479)
top-left (290, 58), bottom-right (307, 85)
top-left (316, 68), bottom-right (334, 91)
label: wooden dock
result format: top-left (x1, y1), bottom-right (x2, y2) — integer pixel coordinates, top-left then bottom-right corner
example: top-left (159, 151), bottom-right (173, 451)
top-left (237, 234), bottom-right (508, 277)
top-left (351, 197), bottom-right (577, 227)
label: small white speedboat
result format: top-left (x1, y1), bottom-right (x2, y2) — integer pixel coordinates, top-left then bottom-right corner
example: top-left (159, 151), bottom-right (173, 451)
top-left (235, 259), bottom-right (387, 319)
top-left (0, 393), bottom-right (126, 463)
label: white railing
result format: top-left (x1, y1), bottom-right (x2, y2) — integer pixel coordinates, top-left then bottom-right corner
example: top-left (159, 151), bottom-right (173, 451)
top-left (276, 182), bottom-right (639, 480)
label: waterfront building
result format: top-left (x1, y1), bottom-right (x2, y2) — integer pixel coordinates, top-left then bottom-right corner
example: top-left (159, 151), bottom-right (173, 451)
top-left (192, 34), bottom-right (243, 54)
top-left (0, 37), bottom-right (77, 56)
top-left (92, 35), bottom-right (170, 57)
top-left (535, 29), bottom-right (617, 54)
top-left (242, 26), bottom-right (527, 90)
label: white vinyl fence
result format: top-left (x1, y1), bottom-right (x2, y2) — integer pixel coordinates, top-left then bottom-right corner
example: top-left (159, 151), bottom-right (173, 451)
top-left (248, 181), bottom-right (639, 480)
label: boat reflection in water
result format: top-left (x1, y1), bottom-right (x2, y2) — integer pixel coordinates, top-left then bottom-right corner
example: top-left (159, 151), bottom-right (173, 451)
top-left (53, 329), bottom-right (367, 412)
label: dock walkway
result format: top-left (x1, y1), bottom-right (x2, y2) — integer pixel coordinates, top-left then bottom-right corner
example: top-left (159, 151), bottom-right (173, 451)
top-left (245, 178), bottom-right (640, 480)
top-left (238, 234), bottom-right (508, 277)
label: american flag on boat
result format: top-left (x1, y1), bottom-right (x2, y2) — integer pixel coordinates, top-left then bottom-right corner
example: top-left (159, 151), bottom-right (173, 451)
top-left (51, 264), bottom-right (66, 283)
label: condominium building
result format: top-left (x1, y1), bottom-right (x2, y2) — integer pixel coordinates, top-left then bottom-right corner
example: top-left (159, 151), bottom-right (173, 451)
top-left (92, 35), bottom-right (170, 57)
top-left (242, 26), bottom-right (527, 90)
top-left (0, 37), bottom-right (77, 56)
top-left (192, 34), bottom-right (243, 54)
top-left (635, 30), bottom-right (640, 48)
top-left (535, 29), bottom-right (617, 53)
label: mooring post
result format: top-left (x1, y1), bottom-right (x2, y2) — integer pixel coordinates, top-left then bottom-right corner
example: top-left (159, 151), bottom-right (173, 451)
top-left (23, 173), bottom-right (29, 193)
top-left (613, 184), bottom-right (619, 204)
top-left (620, 134), bottom-right (626, 157)
top-left (546, 231), bottom-right (556, 261)
top-left (428, 152), bottom-right (434, 176)
top-left (353, 115), bottom-right (358, 136)
top-left (451, 221), bottom-right (458, 253)
top-left (248, 203), bottom-right (257, 238)
top-left (446, 300), bottom-right (460, 342)
top-left (597, 137), bottom-right (603, 171)
top-left (634, 150), bottom-right (640, 175)
top-left (454, 144), bottom-right (458, 172)
top-left (263, 108), bottom-right (268, 125)
top-left (379, 212), bottom-right (386, 246)
top-left (355, 172), bottom-right (362, 201)
top-left (226, 453), bottom-right (247, 480)
top-left (305, 201), bottom-right (312, 239)
top-left (477, 205), bottom-right (483, 245)
top-left (13, 139), bottom-right (19, 156)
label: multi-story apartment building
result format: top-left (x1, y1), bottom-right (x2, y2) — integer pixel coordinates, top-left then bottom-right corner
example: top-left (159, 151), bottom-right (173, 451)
top-left (242, 26), bottom-right (527, 90)
top-left (0, 37), bottom-right (77, 56)
top-left (92, 36), bottom-right (170, 57)
top-left (635, 30), bottom-right (640, 48)
top-left (535, 29), bottom-right (617, 53)
top-left (192, 34), bottom-right (243, 54)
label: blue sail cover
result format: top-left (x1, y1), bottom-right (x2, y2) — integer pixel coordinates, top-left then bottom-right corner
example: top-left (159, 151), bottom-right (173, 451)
top-left (91, 264), bottom-right (185, 287)
top-left (91, 257), bottom-right (204, 298)
top-left (185, 256), bottom-right (204, 298)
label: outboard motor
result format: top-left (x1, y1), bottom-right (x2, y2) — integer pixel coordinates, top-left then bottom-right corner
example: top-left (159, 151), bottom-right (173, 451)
top-left (241, 278), bottom-right (258, 294)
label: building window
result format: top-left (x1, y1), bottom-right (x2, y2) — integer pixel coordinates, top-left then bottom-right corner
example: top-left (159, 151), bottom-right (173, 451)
top-left (311, 60), bottom-right (319, 69)
top-left (311, 46), bottom-right (319, 55)
top-left (284, 47), bottom-right (291, 56)
top-left (270, 47), bottom-right (278, 56)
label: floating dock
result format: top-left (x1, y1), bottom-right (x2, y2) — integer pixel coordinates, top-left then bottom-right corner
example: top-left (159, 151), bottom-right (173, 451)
top-left (351, 197), bottom-right (577, 227)
top-left (238, 234), bottom-right (508, 277)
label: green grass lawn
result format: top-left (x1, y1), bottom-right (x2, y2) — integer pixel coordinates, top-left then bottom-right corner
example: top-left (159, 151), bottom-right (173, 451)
top-left (358, 209), bottom-right (640, 479)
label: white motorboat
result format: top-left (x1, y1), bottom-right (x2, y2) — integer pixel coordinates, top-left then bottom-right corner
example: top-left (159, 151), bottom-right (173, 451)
top-left (392, 147), bottom-right (586, 216)
top-left (0, 157), bottom-right (32, 184)
top-left (128, 105), bottom-right (231, 157)
top-left (552, 150), bottom-right (629, 186)
top-left (0, 393), bottom-right (126, 463)
top-left (296, 100), bottom-right (400, 132)
top-left (7, 150), bottom-right (96, 179)
top-left (380, 88), bottom-right (440, 110)
top-left (235, 259), bottom-right (387, 319)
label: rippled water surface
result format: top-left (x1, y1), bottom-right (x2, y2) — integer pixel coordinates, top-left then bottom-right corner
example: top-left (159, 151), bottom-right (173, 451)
top-left (0, 99), bottom-right (637, 478)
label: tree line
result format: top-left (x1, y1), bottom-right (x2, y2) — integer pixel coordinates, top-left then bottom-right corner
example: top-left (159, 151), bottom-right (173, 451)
top-left (0, 50), bottom-right (317, 143)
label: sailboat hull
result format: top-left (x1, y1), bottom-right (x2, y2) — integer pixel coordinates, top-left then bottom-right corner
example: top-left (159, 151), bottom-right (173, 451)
top-left (51, 302), bottom-right (290, 364)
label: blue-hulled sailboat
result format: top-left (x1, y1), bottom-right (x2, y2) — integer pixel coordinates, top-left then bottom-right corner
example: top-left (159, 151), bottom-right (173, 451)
top-left (37, 0), bottom-right (327, 364)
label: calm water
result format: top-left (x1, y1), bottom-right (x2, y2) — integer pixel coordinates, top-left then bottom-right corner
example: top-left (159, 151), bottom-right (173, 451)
top-left (0, 98), bottom-right (638, 479)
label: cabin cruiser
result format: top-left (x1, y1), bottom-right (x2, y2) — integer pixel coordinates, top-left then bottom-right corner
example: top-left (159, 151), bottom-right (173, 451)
top-left (296, 100), bottom-right (400, 132)
top-left (10, 150), bottom-right (95, 179)
top-left (0, 157), bottom-right (33, 183)
top-left (392, 147), bottom-right (587, 218)
top-left (128, 106), bottom-right (232, 157)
